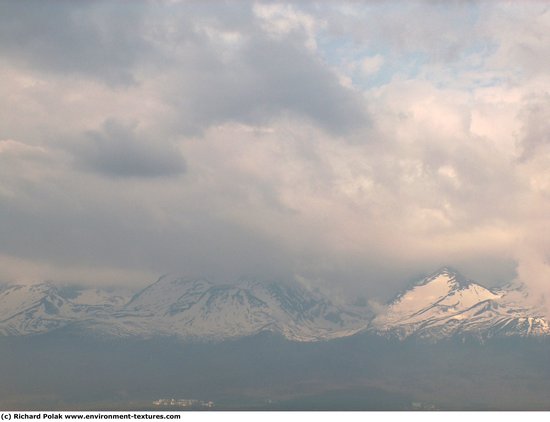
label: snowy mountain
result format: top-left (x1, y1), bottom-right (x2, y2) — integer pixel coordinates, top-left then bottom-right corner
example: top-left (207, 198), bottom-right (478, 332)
top-left (370, 267), bottom-right (550, 340)
top-left (0, 277), bottom-right (368, 341)
top-left (0, 283), bottom-right (75, 336)
top-left (0, 283), bottom-right (129, 336)
top-left (1, 268), bottom-right (548, 342)
top-left (87, 276), bottom-right (369, 341)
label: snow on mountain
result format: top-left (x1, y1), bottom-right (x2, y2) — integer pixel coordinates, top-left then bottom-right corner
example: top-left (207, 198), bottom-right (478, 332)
top-left (1, 268), bottom-right (548, 342)
top-left (0, 277), bottom-right (368, 341)
top-left (90, 276), bottom-right (368, 342)
top-left (0, 283), bottom-right (128, 336)
top-left (0, 283), bottom-right (76, 335)
top-left (370, 267), bottom-right (550, 340)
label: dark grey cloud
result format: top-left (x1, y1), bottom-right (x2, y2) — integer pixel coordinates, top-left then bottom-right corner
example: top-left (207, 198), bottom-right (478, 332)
top-left (168, 34), bottom-right (368, 136)
top-left (72, 119), bottom-right (186, 178)
top-left (0, 1), bottom-right (154, 86)
top-left (0, 0), bottom-right (368, 136)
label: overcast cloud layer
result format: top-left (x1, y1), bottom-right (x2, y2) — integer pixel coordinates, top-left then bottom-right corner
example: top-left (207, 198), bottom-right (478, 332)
top-left (1, 1), bottom-right (549, 304)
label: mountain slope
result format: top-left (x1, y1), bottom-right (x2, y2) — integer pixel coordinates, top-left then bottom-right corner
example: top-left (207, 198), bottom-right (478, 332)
top-left (370, 267), bottom-right (550, 340)
top-left (0, 283), bottom-right (129, 336)
top-left (0, 283), bottom-right (74, 335)
top-left (90, 277), bottom-right (368, 341)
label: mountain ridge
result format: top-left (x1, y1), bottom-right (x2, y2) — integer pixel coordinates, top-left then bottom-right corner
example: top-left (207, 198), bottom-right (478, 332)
top-left (370, 267), bottom-right (549, 340)
top-left (0, 267), bottom-right (548, 342)
top-left (0, 277), bottom-right (369, 342)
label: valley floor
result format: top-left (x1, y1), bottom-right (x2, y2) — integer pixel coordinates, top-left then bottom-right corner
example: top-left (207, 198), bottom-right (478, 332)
top-left (1, 332), bottom-right (549, 411)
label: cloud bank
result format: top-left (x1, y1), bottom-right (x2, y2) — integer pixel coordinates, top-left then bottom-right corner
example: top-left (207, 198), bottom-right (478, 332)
top-left (0, 1), bottom-right (549, 305)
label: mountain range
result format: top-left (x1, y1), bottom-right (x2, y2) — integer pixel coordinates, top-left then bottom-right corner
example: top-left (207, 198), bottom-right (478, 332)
top-left (1, 267), bottom-right (548, 342)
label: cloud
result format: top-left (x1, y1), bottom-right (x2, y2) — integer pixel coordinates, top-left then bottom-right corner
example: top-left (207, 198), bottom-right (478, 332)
top-left (0, 1), bottom-right (368, 136)
top-left (518, 94), bottom-right (550, 161)
top-left (157, 6), bottom-right (368, 135)
top-left (0, 1), bottom-right (549, 305)
top-left (514, 240), bottom-right (550, 312)
top-left (485, 3), bottom-right (550, 78)
top-left (0, 1), bottom-right (153, 85)
top-left (71, 119), bottom-right (186, 178)
top-left (253, 3), bottom-right (323, 51)
top-left (360, 55), bottom-right (384, 76)
top-left (319, 1), bottom-right (486, 63)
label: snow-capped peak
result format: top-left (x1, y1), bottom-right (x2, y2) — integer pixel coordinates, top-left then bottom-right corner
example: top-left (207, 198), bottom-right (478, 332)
top-left (382, 268), bottom-right (498, 320)
top-left (412, 266), bottom-right (470, 288)
top-left (370, 267), bottom-right (548, 340)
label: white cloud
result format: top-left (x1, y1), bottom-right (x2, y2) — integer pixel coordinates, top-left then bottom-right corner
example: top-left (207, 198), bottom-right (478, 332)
top-left (360, 54), bottom-right (384, 76)
top-left (253, 2), bottom-right (324, 51)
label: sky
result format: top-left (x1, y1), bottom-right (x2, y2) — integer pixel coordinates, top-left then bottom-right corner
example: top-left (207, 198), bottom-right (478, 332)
top-left (1, 1), bottom-right (550, 302)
